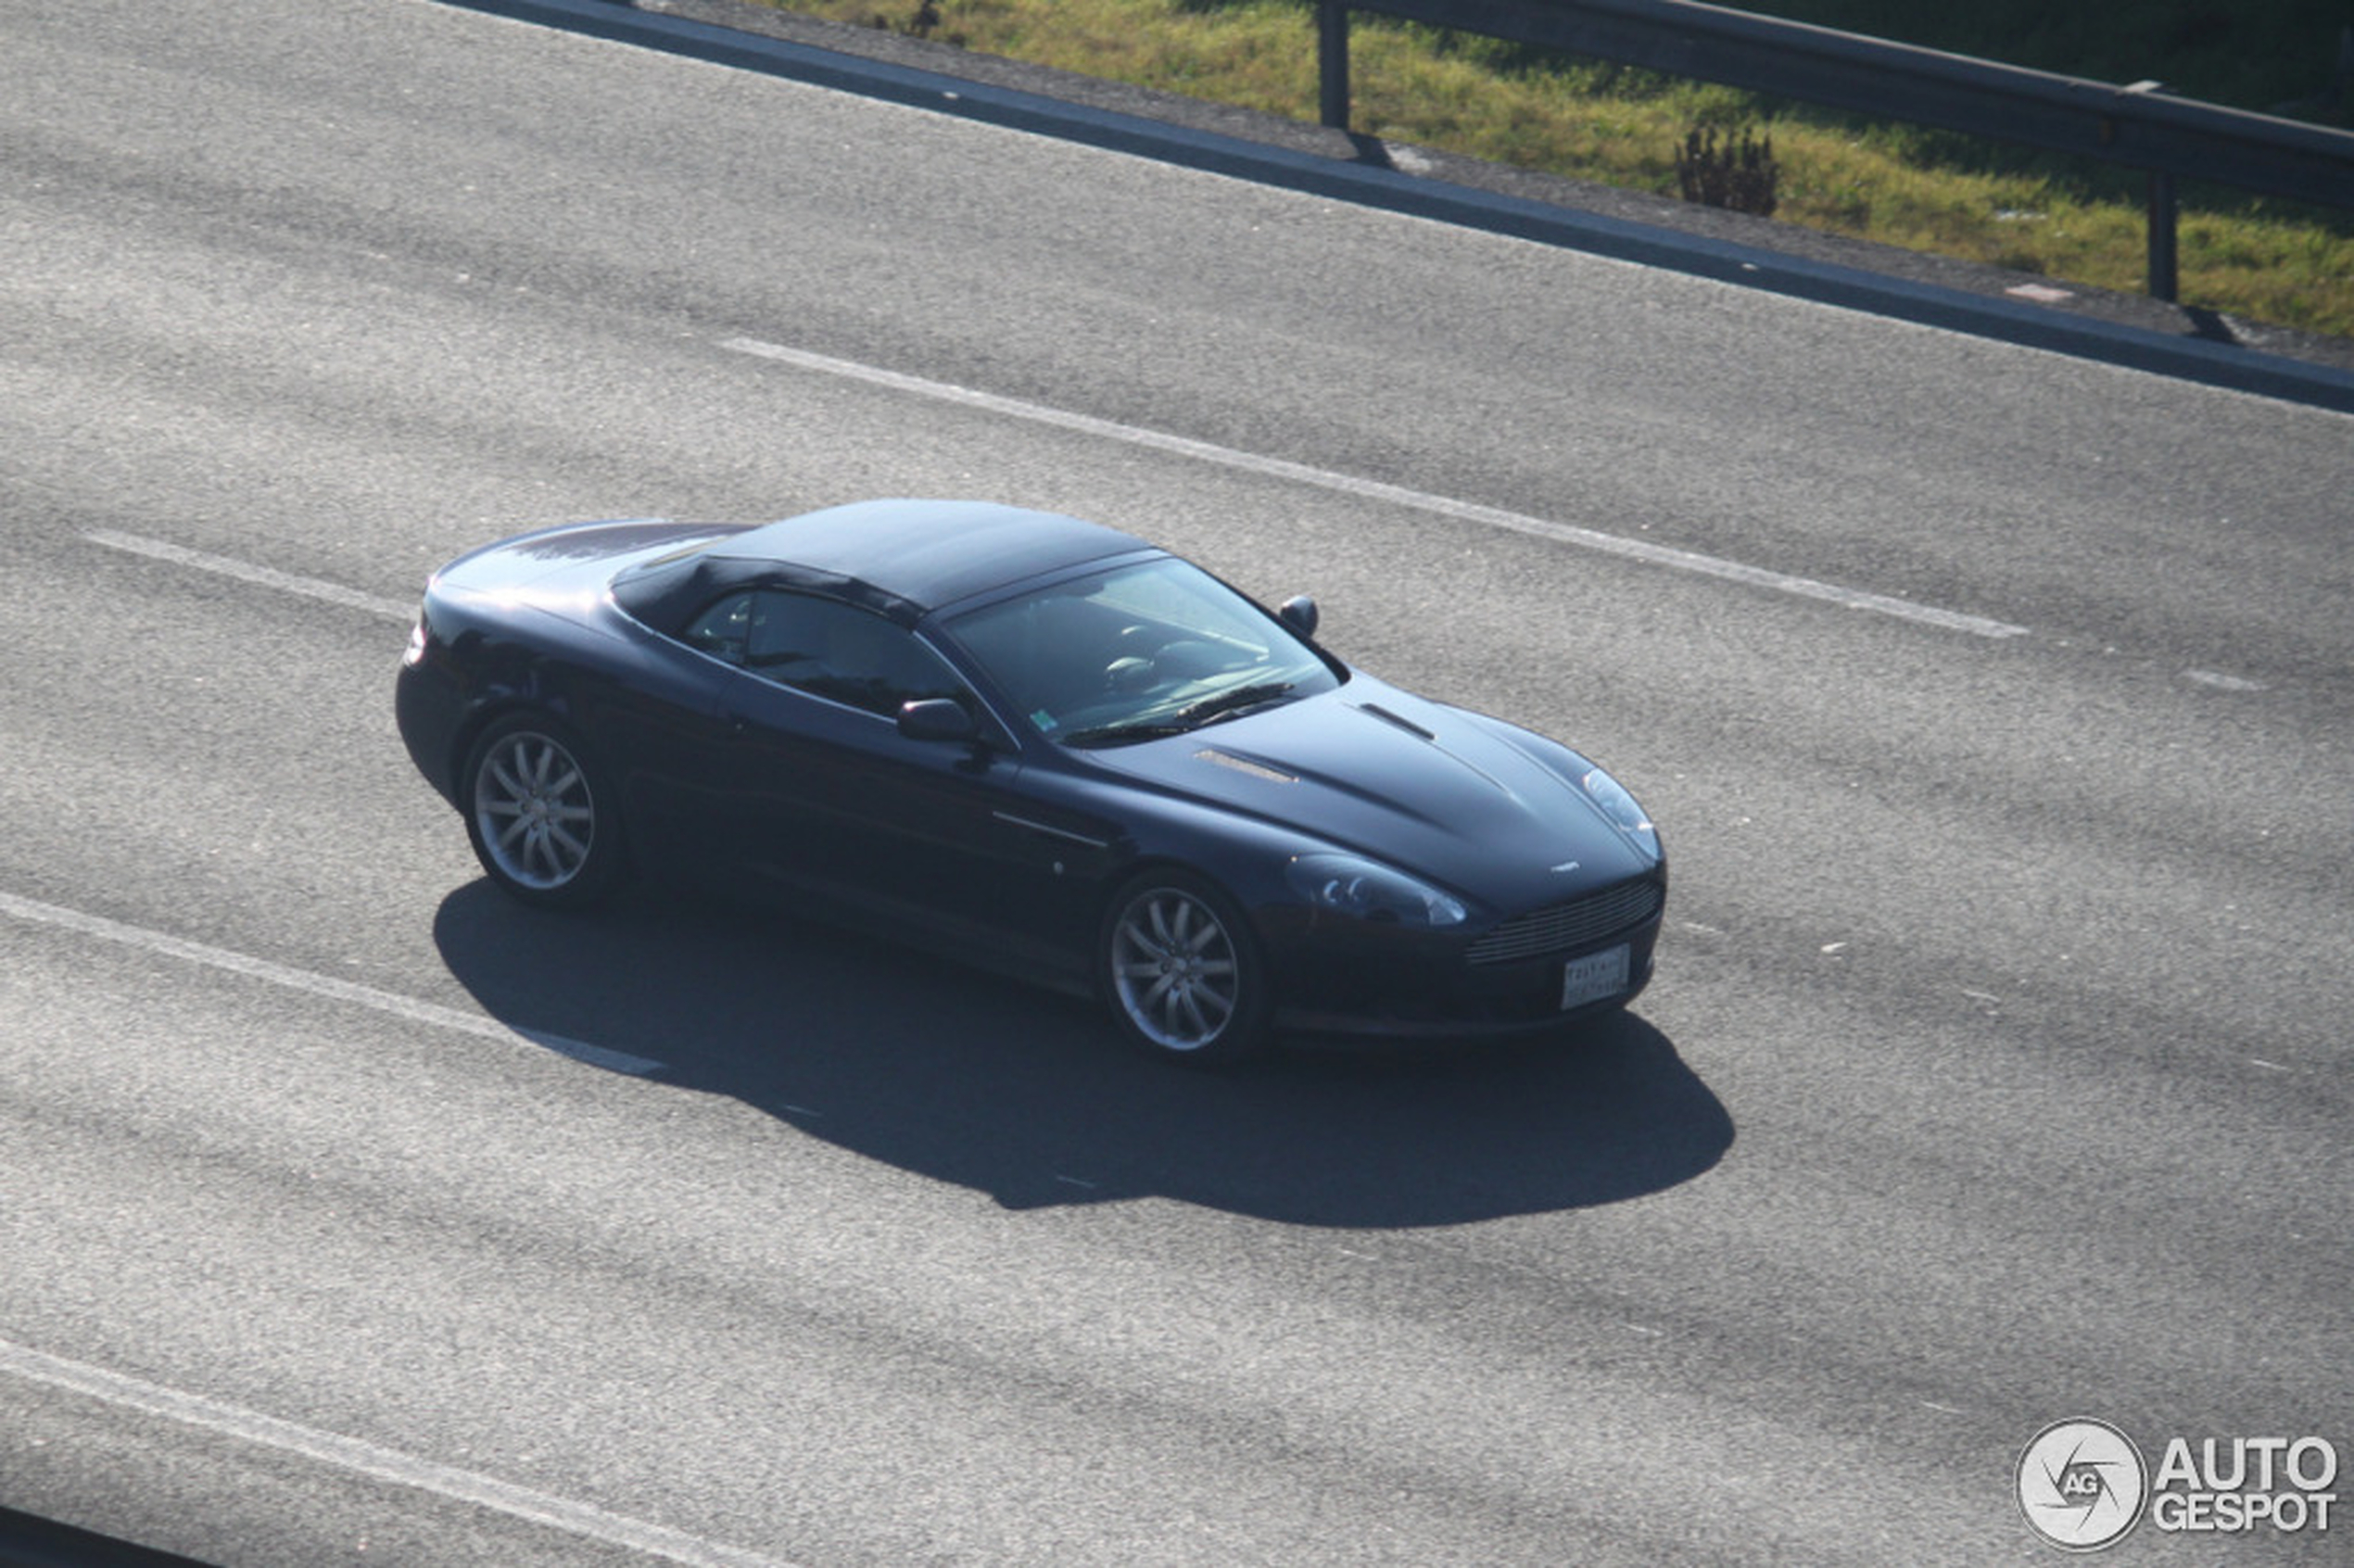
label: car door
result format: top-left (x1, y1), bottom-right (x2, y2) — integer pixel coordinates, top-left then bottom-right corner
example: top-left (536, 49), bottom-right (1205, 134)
top-left (689, 588), bottom-right (1111, 973)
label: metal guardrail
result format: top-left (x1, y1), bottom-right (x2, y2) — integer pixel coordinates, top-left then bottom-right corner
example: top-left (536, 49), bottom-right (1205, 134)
top-left (1313, 0), bottom-right (2354, 303)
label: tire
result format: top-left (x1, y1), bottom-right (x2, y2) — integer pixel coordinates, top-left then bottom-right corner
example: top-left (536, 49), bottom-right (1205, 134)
top-left (461, 713), bottom-right (626, 908)
top-left (1097, 869), bottom-right (1269, 1064)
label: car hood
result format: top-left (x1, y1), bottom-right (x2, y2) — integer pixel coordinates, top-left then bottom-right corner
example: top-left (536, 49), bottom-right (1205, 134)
top-left (1078, 678), bottom-right (1655, 911)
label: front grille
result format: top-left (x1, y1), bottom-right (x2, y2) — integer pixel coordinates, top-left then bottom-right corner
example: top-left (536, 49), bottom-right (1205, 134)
top-left (1465, 877), bottom-right (1663, 966)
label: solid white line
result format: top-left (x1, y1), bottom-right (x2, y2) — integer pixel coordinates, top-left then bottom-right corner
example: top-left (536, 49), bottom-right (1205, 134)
top-left (0, 890), bottom-right (664, 1077)
top-left (720, 336), bottom-right (2031, 639)
top-left (0, 1338), bottom-right (800, 1568)
top-left (85, 529), bottom-right (416, 623)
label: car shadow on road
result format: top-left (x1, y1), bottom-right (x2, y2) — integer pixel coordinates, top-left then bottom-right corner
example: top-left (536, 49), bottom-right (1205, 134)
top-left (433, 881), bottom-right (1732, 1227)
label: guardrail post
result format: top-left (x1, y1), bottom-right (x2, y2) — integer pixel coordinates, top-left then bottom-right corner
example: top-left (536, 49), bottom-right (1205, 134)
top-left (1319, 2), bottom-right (1350, 130)
top-left (2146, 171), bottom-right (2179, 302)
top-left (2119, 82), bottom-right (2181, 304)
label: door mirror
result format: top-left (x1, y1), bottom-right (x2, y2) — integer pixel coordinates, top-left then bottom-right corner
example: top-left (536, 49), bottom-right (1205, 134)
top-left (1277, 594), bottom-right (1319, 639)
top-left (897, 697), bottom-right (979, 743)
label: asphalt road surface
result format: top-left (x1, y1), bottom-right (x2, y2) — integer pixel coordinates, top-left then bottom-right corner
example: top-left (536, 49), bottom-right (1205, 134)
top-left (4, 2), bottom-right (2349, 1563)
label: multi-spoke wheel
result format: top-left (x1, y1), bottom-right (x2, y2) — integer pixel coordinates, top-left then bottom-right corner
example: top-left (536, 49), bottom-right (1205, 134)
top-left (462, 714), bottom-right (625, 908)
top-left (1098, 870), bottom-right (1268, 1063)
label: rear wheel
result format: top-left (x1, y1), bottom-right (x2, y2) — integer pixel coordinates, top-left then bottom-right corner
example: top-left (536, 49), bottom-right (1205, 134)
top-left (462, 714), bottom-right (626, 908)
top-left (1098, 869), bottom-right (1269, 1064)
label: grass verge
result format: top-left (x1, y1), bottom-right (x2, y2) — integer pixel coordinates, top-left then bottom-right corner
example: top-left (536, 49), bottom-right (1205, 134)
top-left (757, 0), bottom-right (2354, 338)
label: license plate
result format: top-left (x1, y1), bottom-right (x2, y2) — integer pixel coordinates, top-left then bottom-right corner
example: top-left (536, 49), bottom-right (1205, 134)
top-left (1560, 944), bottom-right (1630, 1010)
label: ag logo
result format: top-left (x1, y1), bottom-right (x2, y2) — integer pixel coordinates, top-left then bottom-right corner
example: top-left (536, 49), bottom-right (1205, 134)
top-left (2018, 1419), bottom-right (2148, 1550)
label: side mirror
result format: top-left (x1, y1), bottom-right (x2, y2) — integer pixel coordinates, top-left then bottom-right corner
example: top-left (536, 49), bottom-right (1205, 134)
top-left (1277, 594), bottom-right (1320, 639)
top-left (897, 697), bottom-right (978, 743)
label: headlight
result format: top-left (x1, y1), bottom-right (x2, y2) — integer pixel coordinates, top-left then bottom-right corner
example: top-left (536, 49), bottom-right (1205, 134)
top-left (1580, 765), bottom-right (1660, 861)
top-left (1288, 853), bottom-right (1467, 928)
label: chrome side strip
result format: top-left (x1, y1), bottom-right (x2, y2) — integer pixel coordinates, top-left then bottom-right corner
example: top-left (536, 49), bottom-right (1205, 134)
top-left (993, 811), bottom-right (1112, 849)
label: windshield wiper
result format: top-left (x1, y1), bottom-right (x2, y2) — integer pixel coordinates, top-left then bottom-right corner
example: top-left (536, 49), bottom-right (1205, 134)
top-left (1062, 682), bottom-right (1298, 748)
top-left (1173, 681), bottom-right (1296, 727)
top-left (1060, 719), bottom-right (1197, 748)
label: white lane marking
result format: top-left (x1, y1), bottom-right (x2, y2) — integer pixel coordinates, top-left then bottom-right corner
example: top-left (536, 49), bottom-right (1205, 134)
top-left (721, 336), bottom-right (2031, 640)
top-left (85, 529), bottom-right (415, 622)
top-left (0, 890), bottom-right (664, 1077)
top-left (2183, 668), bottom-right (2268, 691)
top-left (0, 1338), bottom-right (803, 1568)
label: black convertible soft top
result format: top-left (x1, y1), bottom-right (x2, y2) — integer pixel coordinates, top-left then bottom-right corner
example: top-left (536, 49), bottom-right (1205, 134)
top-left (610, 499), bottom-right (1151, 633)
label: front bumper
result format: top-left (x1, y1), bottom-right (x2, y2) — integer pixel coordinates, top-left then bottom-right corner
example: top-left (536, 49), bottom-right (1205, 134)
top-left (1260, 873), bottom-right (1664, 1041)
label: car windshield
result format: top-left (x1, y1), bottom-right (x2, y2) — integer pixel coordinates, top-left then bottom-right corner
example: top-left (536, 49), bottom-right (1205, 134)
top-left (942, 557), bottom-right (1339, 745)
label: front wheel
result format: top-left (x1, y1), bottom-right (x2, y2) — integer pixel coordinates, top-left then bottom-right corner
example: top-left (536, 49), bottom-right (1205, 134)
top-left (462, 713), bottom-right (626, 908)
top-left (1097, 869), bottom-right (1269, 1064)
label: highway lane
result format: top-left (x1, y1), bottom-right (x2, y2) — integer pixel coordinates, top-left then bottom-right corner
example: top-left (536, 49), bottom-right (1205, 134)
top-left (4, 0), bottom-right (2350, 1562)
top-left (12, 0), bottom-right (2351, 679)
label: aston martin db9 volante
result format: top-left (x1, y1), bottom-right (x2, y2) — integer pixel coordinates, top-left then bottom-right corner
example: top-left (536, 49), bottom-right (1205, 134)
top-left (397, 499), bottom-right (1664, 1061)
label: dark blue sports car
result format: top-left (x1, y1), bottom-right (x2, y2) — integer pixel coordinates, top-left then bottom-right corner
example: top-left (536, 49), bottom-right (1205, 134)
top-left (397, 499), bottom-right (1664, 1062)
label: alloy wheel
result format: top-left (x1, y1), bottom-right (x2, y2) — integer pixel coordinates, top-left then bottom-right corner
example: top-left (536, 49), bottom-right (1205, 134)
top-left (474, 728), bottom-right (598, 891)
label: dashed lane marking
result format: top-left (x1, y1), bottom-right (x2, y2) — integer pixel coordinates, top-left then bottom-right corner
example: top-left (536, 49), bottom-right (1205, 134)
top-left (86, 529), bottom-right (414, 622)
top-left (0, 889), bottom-right (664, 1077)
top-left (0, 1337), bottom-right (799, 1568)
top-left (720, 335), bottom-right (2033, 640)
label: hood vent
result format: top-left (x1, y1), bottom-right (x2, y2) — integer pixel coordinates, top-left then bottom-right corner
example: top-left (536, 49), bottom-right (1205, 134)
top-left (1195, 749), bottom-right (1297, 783)
top-left (1358, 702), bottom-right (1436, 740)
